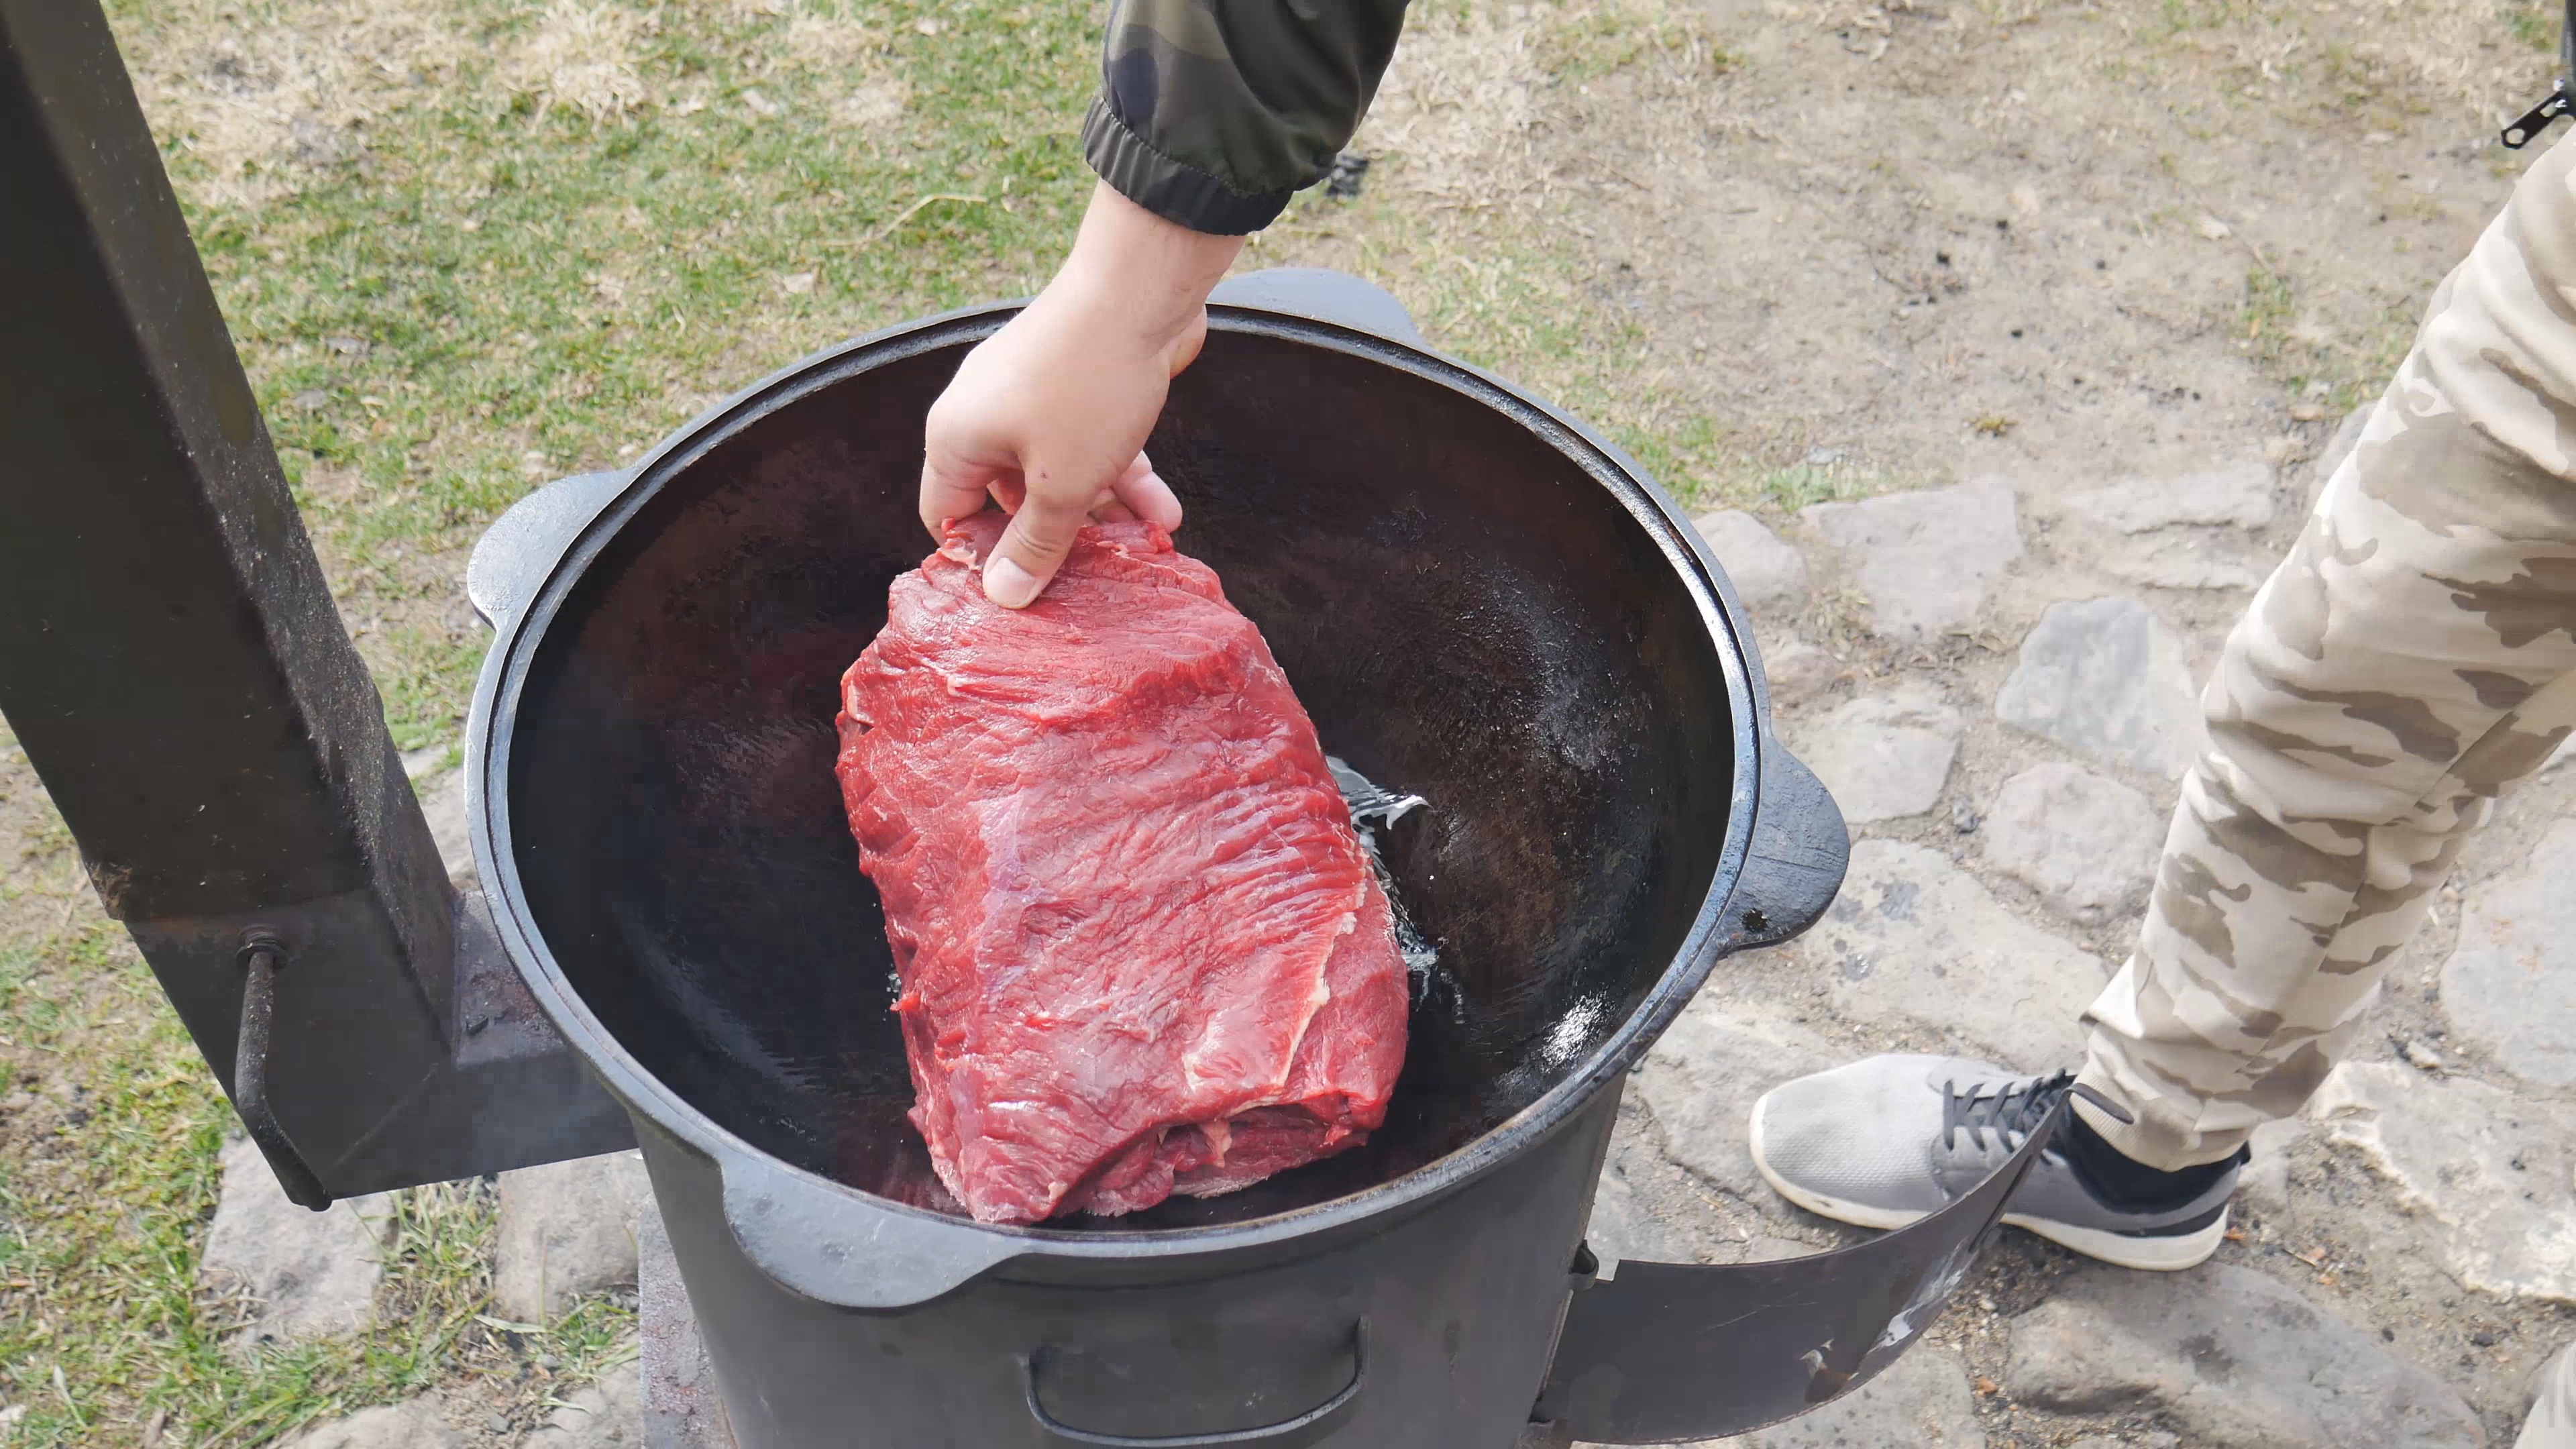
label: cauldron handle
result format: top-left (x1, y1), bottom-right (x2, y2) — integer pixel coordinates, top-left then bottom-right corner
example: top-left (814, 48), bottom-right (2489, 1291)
top-left (1022, 1321), bottom-right (1368, 1448)
top-left (1209, 269), bottom-right (1425, 347)
top-left (1722, 740), bottom-right (1849, 954)
top-left (466, 469), bottom-right (629, 628)
top-left (717, 1148), bottom-right (1028, 1311)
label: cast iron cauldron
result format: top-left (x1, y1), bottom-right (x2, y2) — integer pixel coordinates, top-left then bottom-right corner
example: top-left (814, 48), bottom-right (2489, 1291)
top-left (463, 271), bottom-right (2058, 1448)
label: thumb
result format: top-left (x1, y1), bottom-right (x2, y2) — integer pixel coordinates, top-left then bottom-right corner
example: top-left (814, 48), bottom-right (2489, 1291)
top-left (983, 492), bottom-right (1089, 608)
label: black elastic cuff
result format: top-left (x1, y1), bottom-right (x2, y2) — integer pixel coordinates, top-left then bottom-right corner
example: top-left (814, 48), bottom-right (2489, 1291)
top-left (1081, 97), bottom-right (1291, 237)
top-left (2061, 1111), bottom-right (2249, 1212)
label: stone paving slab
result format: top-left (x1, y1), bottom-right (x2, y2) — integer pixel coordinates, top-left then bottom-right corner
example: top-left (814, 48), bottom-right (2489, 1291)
top-left (2005, 1263), bottom-right (2486, 1448)
top-left (276, 1399), bottom-right (461, 1449)
top-left (495, 1149), bottom-right (655, 1322)
top-left (527, 1364), bottom-right (644, 1447)
top-left (1979, 763), bottom-right (2159, 927)
top-left (2102, 531), bottom-right (2267, 592)
top-left (2439, 819), bottom-right (2576, 1088)
top-left (1693, 508), bottom-right (1811, 615)
top-left (199, 1134), bottom-right (394, 1346)
top-left (1994, 597), bottom-right (2204, 779)
top-left (2307, 1063), bottom-right (2576, 1304)
top-left (1785, 840), bottom-right (2107, 1071)
top-left (1792, 682), bottom-right (1962, 824)
top-left (1633, 998), bottom-right (1839, 1216)
top-left (1801, 477), bottom-right (2023, 643)
top-left (1719, 1344), bottom-right (1986, 1448)
top-left (2068, 460), bottom-right (2276, 533)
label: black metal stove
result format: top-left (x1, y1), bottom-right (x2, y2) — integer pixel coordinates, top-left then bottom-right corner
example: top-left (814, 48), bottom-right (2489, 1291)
top-left (0, 5), bottom-right (2066, 1444)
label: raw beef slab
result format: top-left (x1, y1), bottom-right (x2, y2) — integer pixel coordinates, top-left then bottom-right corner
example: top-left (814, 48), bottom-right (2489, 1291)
top-left (835, 517), bottom-right (1409, 1226)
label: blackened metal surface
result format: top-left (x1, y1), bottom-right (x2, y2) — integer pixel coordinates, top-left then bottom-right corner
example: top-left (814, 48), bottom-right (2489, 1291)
top-left (1538, 1100), bottom-right (2067, 1443)
top-left (462, 276), bottom-right (1891, 1442)
top-left (639, 1201), bottom-right (739, 1449)
top-left (469, 470), bottom-right (629, 627)
top-left (233, 938), bottom-right (331, 1210)
top-left (0, 3), bottom-right (629, 1197)
top-left (1716, 745), bottom-right (1847, 955)
top-left (1205, 270), bottom-right (1422, 345)
top-left (635, 1092), bottom-right (1617, 1449)
top-left (490, 319), bottom-right (1760, 1230)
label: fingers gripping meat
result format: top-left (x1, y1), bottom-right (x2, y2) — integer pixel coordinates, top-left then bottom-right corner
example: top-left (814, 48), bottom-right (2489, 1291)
top-left (836, 517), bottom-right (1410, 1225)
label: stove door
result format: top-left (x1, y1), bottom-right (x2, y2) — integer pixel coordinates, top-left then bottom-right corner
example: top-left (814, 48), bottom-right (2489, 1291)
top-left (1533, 1098), bottom-right (2061, 1444)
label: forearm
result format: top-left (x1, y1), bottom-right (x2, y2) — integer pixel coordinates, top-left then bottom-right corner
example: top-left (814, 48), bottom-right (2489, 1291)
top-left (1039, 182), bottom-right (1244, 358)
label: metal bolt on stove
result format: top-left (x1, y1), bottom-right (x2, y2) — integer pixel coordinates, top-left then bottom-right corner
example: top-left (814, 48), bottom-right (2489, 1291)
top-left (1, 5), bottom-right (2072, 1444)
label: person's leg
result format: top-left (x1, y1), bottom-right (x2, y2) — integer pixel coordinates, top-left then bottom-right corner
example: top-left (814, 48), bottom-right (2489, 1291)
top-left (1750, 129), bottom-right (2576, 1267)
top-left (2076, 129), bottom-right (2576, 1169)
top-left (2524, 1342), bottom-right (2576, 1449)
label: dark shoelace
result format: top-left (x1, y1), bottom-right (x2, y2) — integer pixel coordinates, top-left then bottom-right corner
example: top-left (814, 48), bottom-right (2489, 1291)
top-left (1939, 1071), bottom-right (2135, 1153)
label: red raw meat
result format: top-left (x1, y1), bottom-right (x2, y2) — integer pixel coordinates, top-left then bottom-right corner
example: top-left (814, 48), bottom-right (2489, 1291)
top-left (835, 517), bottom-right (1410, 1225)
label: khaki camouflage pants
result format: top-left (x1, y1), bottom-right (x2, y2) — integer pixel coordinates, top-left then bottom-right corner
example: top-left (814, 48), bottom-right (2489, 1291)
top-left (2073, 130), bottom-right (2576, 1171)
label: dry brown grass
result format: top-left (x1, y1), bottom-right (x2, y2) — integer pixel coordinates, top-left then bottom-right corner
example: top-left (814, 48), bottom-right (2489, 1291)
top-left (125, 0), bottom-right (458, 207)
top-left (509, 1), bottom-right (656, 124)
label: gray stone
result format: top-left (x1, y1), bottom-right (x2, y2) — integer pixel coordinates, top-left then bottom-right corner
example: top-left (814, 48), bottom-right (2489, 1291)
top-left (1762, 639), bottom-right (1843, 703)
top-left (527, 1362), bottom-right (643, 1448)
top-left (200, 1134), bottom-right (392, 1344)
top-left (2441, 820), bottom-right (2576, 1087)
top-left (1634, 998), bottom-right (1839, 1210)
top-left (1788, 840), bottom-right (2106, 1071)
top-left (276, 1397), bottom-right (462, 1449)
top-left (1793, 682), bottom-right (1962, 824)
top-left (1584, 1142), bottom-right (1704, 1271)
top-left (2069, 1436), bottom-right (2178, 1449)
top-left (1695, 508), bottom-right (1811, 614)
top-left (2004, 1263), bottom-right (2483, 1448)
top-left (1726, 1344), bottom-right (1986, 1446)
top-left (640, 1204), bottom-right (737, 1449)
top-left (1801, 478), bottom-right (2023, 643)
top-left (2237, 1116), bottom-right (2307, 1218)
top-left (2069, 460), bottom-right (2276, 533)
top-left (2102, 531), bottom-right (2268, 592)
top-left (420, 769), bottom-right (476, 891)
top-left (495, 1150), bottom-right (654, 1323)
top-left (1995, 598), bottom-right (2203, 778)
top-left (1980, 763), bottom-right (2160, 926)
top-left (2307, 1062), bottom-right (2576, 1303)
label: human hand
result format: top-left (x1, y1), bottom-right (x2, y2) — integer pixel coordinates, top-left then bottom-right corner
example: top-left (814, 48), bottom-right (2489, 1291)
top-left (919, 182), bottom-right (1244, 607)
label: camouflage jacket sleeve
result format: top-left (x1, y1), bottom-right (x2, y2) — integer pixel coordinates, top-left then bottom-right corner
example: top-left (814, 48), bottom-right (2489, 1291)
top-left (1082, 0), bottom-right (1411, 235)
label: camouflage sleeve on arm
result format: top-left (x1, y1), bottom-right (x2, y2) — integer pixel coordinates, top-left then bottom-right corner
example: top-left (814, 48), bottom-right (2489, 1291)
top-left (1082, 0), bottom-right (1411, 235)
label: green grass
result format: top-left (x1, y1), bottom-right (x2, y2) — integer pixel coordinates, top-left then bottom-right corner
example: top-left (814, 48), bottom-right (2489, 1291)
top-left (2238, 264), bottom-right (2414, 415)
top-left (0, 844), bottom-right (638, 1448)
top-left (2507, 0), bottom-right (2562, 52)
top-left (135, 0), bottom-right (1110, 753)
top-left (1535, 0), bottom-right (1735, 83)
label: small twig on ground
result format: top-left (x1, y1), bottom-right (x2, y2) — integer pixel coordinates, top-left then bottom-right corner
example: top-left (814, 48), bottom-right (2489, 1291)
top-left (858, 193), bottom-right (985, 250)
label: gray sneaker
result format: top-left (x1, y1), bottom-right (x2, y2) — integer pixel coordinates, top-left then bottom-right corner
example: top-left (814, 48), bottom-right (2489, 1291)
top-left (1748, 1054), bottom-right (2235, 1272)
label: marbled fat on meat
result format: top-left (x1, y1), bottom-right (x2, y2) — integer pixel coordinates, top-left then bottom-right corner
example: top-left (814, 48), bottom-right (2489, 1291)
top-left (835, 518), bottom-right (1410, 1225)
